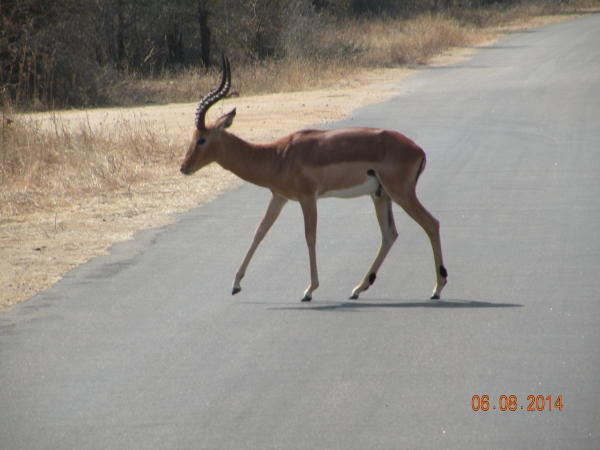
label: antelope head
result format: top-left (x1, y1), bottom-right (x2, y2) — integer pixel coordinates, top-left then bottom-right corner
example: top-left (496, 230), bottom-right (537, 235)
top-left (180, 55), bottom-right (236, 175)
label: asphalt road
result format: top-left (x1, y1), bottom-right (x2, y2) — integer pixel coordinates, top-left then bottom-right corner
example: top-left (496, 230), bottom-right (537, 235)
top-left (2, 14), bottom-right (599, 450)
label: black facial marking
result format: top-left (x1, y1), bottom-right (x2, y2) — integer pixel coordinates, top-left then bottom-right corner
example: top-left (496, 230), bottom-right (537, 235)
top-left (369, 273), bottom-right (377, 285)
top-left (439, 265), bottom-right (448, 278)
top-left (367, 169), bottom-right (376, 176)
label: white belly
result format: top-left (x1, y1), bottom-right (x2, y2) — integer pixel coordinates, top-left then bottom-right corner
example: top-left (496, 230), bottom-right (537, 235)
top-left (318, 176), bottom-right (379, 199)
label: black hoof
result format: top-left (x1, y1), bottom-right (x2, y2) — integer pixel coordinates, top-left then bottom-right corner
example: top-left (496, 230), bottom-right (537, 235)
top-left (232, 287), bottom-right (241, 295)
top-left (430, 294), bottom-right (440, 300)
top-left (349, 294), bottom-right (359, 300)
top-left (301, 296), bottom-right (312, 302)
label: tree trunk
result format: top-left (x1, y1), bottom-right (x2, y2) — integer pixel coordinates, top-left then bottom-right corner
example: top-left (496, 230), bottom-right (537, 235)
top-left (116, 0), bottom-right (125, 70)
top-left (198, 0), bottom-right (211, 69)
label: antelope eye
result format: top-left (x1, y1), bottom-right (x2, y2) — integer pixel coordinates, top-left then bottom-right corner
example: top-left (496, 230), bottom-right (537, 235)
top-left (196, 137), bottom-right (206, 146)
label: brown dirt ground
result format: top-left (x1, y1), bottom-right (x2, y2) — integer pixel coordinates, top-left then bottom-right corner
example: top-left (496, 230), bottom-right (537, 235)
top-left (0, 14), bottom-right (582, 313)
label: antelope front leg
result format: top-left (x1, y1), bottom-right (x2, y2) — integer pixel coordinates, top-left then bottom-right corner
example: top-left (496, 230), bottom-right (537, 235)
top-left (350, 191), bottom-right (398, 299)
top-left (299, 196), bottom-right (319, 302)
top-left (232, 193), bottom-right (288, 295)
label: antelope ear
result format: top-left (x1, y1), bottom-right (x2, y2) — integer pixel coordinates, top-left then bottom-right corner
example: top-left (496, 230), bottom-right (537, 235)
top-left (215, 108), bottom-right (236, 131)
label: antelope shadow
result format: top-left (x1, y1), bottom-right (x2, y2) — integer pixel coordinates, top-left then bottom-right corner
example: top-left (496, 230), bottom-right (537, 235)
top-left (266, 299), bottom-right (522, 312)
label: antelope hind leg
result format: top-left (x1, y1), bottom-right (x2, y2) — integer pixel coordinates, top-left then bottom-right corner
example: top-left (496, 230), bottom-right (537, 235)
top-left (388, 190), bottom-right (447, 300)
top-left (350, 191), bottom-right (398, 299)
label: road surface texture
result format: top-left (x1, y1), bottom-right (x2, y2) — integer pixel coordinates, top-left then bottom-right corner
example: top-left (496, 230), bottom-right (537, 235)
top-left (2, 14), bottom-right (599, 450)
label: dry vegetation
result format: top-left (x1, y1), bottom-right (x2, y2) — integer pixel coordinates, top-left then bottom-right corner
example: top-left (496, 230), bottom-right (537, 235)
top-left (102, 14), bottom-right (478, 104)
top-left (1, 5), bottom-right (597, 312)
top-left (95, 3), bottom-right (597, 106)
top-left (2, 112), bottom-right (178, 213)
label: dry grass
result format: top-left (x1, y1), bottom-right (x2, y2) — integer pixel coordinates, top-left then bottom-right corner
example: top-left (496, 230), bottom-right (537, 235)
top-left (109, 58), bottom-right (358, 106)
top-left (1, 113), bottom-right (182, 216)
top-left (348, 15), bottom-right (473, 66)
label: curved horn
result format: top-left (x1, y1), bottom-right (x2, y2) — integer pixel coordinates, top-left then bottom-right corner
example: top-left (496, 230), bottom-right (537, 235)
top-left (195, 54), bottom-right (231, 130)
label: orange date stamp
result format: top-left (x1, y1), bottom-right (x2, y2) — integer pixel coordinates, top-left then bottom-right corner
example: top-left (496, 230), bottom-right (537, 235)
top-left (472, 395), bottom-right (563, 411)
